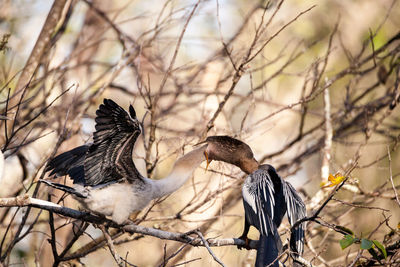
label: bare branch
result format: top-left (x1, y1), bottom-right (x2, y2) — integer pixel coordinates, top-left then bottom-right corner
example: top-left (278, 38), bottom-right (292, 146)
top-left (387, 146), bottom-right (400, 208)
top-left (0, 195), bottom-right (258, 250)
top-left (100, 225), bottom-right (125, 267)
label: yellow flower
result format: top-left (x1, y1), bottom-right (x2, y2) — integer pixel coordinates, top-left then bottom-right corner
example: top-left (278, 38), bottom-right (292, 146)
top-left (322, 173), bottom-right (345, 188)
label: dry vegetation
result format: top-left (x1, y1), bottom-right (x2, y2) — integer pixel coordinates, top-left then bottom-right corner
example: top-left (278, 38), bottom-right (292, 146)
top-left (0, 0), bottom-right (400, 266)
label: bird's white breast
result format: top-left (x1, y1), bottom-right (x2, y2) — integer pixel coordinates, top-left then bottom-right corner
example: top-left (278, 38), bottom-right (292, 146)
top-left (75, 182), bottom-right (153, 224)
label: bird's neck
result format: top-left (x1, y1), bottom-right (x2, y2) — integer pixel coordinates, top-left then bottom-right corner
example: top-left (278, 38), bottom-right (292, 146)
top-left (152, 145), bottom-right (207, 198)
top-left (239, 158), bottom-right (259, 174)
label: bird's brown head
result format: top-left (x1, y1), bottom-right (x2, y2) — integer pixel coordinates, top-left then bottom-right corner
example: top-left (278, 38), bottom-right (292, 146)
top-left (204, 136), bottom-right (259, 174)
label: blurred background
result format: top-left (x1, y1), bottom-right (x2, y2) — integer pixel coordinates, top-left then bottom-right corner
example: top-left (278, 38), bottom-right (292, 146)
top-left (0, 0), bottom-right (399, 266)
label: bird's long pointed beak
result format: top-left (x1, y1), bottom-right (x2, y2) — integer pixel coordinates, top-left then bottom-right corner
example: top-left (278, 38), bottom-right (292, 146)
top-left (204, 151), bottom-right (211, 171)
top-left (194, 139), bottom-right (207, 146)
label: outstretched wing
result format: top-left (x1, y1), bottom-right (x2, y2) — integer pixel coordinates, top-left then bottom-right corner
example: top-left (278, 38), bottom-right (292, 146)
top-left (242, 168), bottom-right (276, 236)
top-left (283, 181), bottom-right (306, 257)
top-left (45, 145), bottom-right (89, 185)
top-left (83, 99), bottom-right (142, 186)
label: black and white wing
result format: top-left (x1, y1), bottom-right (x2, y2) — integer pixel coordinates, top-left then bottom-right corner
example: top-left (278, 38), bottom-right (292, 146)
top-left (242, 168), bottom-right (276, 236)
top-left (45, 145), bottom-right (89, 185)
top-left (83, 99), bottom-right (142, 186)
top-left (283, 181), bottom-right (306, 257)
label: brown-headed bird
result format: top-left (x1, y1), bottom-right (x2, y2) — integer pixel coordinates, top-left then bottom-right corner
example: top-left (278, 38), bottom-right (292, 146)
top-left (204, 136), bottom-right (306, 267)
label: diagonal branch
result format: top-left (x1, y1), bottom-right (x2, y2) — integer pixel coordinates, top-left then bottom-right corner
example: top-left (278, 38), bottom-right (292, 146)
top-left (192, 230), bottom-right (225, 267)
top-left (100, 225), bottom-right (124, 267)
top-left (10, 0), bottom-right (69, 120)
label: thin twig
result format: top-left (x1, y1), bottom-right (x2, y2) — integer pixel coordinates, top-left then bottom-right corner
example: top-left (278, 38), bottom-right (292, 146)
top-left (99, 225), bottom-right (124, 267)
top-left (321, 78), bottom-right (332, 182)
top-left (195, 230), bottom-right (226, 267)
top-left (387, 146), bottom-right (400, 207)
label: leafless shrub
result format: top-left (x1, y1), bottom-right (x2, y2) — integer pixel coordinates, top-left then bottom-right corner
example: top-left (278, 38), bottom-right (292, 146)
top-left (0, 0), bottom-right (399, 266)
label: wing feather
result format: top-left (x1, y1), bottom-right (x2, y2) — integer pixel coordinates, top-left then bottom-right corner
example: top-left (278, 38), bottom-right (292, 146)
top-left (83, 99), bottom-right (142, 186)
top-left (283, 181), bottom-right (306, 255)
top-left (45, 145), bottom-right (89, 184)
top-left (242, 170), bottom-right (276, 236)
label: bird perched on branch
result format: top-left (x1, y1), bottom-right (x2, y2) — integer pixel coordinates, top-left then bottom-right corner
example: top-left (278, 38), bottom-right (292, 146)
top-left (204, 136), bottom-right (306, 267)
top-left (43, 99), bottom-right (208, 224)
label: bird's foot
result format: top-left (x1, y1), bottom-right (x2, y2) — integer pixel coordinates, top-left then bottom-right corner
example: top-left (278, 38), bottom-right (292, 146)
top-left (236, 235), bottom-right (251, 250)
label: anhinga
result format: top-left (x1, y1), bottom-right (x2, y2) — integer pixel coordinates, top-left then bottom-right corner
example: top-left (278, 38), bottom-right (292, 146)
top-left (43, 99), bottom-right (208, 224)
top-left (204, 136), bottom-right (306, 267)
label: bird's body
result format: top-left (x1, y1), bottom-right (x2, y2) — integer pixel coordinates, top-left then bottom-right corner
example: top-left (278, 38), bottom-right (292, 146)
top-left (242, 164), bottom-right (305, 267)
top-left (204, 136), bottom-right (306, 267)
top-left (44, 99), bottom-right (207, 224)
top-left (74, 181), bottom-right (153, 223)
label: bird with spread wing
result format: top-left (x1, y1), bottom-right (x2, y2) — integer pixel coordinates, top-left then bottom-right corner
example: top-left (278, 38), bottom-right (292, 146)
top-left (43, 99), bottom-right (208, 224)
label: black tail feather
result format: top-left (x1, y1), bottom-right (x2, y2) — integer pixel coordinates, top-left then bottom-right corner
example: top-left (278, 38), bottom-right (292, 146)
top-left (255, 235), bottom-right (280, 267)
top-left (291, 226), bottom-right (305, 267)
top-left (40, 179), bottom-right (87, 198)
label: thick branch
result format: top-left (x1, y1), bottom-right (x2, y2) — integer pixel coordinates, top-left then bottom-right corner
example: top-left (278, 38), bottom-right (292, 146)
top-left (11, 0), bottom-right (69, 111)
top-left (0, 196), bottom-right (258, 249)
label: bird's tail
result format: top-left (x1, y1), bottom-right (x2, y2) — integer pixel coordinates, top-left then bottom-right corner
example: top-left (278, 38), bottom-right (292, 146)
top-left (291, 228), bottom-right (305, 267)
top-left (45, 145), bottom-right (88, 184)
top-left (255, 235), bottom-right (280, 267)
top-left (39, 179), bottom-right (87, 198)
